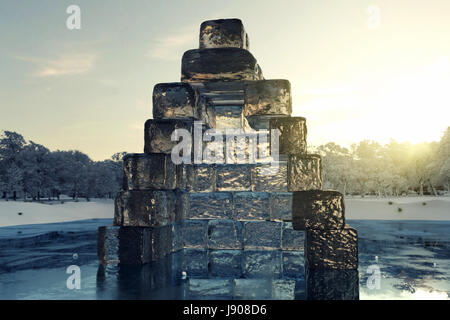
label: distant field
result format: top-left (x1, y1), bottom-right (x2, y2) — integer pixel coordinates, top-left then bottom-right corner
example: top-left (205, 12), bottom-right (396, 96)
top-left (346, 196), bottom-right (450, 220)
top-left (0, 199), bottom-right (113, 227)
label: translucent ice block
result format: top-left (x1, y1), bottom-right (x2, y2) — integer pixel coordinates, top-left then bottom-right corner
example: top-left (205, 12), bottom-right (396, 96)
top-left (208, 250), bottom-right (243, 278)
top-left (242, 250), bottom-right (282, 278)
top-left (243, 221), bottom-right (282, 249)
top-left (234, 192), bottom-right (270, 221)
top-left (216, 164), bottom-right (252, 191)
top-left (207, 220), bottom-right (243, 249)
top-left (270, 192), bottom-right (293, 221)
top-left (187, 192), bottom-right (233, 219)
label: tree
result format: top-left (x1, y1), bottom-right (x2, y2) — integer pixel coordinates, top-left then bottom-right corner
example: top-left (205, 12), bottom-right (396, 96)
top-left (430, 127), bottom-right (450, 192)
top-left (0, 131), bottom-right (26, 199)
top-left (17, 142), bottom-right (54, 200)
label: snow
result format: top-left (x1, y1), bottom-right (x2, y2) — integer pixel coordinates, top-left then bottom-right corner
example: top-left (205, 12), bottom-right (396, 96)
top-left (0, 199), bottom-right (113, 227)
top-left (345, 196), bottom-right (450, 220)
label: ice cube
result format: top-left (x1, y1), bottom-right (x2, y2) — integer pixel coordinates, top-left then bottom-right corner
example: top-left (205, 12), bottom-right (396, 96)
top-left (292, 190), bottom-right (345, 230)
top-left (242, 250), bottom-right (282, 278)
top-left (182, 249), bottom-right (208, 276)
top-left (200, 19), bottom-right (249, 50)
top-left (181, 220), bottom-right (208, 249)
top-left (144, 119), bottom-right (193, 154)
top-left (97, 226), bottom-right (120, 265)
top-left (177, 163), bottom-right (216, 192)
top-left (288, 154), bottom-right (323, 191)
top-left (123, 153), bottom-right (177, 190)
top-left (305, 268), bottom-right (359, 300)
top-left (234, 192), bottom-right (270, 221)
top-left (269, 117), bottom-right (307, 155)
top-left (233, 279), bottom-right (272, 299)
top-left (244, 80), bottom-right (292, 116)
top-left (272, 279), bottom-right (296, 300)
top-left (282, 251), bottom-right (305, 279)
top-left (281, 222), bottom-right (305, 251)
top-left (114, 190), bottom-right (176, 227)
top-left (305, 225), bottom-right (358, 270)
top-left (208, 250), bottom-right (243, 278)
top-left (207, 219), bottom-right (243, 249)
top-left (187, 192), bottom-right (233, 219)
top-left (216, 164), bottom-right (252, 191)
top-left (117, 227), bottom-right (153, 265)
top-left (243, 221), bottom-right (282, 249)
top-left (181, 48), bottom-right (262, 82)
top-left (251, 161), bottom-right (288, 192)
top-left (153, 82), bottom-right (200, 120)
top-left (188, 279), bottom-right (233, 299)
top-left (270, 192), bottom-right (293, 221)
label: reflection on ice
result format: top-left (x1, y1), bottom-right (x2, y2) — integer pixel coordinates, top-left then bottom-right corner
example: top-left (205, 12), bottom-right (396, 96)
top-left (0, 218), bottom-right (449, 300)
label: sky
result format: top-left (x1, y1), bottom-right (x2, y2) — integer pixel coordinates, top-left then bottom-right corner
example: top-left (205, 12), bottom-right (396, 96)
top-left (0, 0), bottom-right (449, 160)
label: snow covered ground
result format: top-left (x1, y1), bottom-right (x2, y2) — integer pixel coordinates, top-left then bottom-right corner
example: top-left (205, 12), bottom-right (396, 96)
top-left (0, 199), bottom-right (113, 227)
top-left (345, 196), bottom-right (450, 220)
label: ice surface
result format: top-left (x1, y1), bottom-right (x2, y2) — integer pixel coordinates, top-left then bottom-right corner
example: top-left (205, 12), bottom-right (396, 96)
top-left (3, 218), bottom-right (450, 299)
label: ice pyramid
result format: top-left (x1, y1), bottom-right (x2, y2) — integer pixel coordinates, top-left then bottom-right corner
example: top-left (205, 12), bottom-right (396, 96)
top-left (97, 18), bottom-right (359, 300)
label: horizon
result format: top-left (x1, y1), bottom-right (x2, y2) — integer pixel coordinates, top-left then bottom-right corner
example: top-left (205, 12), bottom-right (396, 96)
top-left (1, 0), bottom-right (449, 160)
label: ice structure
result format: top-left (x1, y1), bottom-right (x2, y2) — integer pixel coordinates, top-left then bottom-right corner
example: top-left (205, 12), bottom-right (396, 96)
top-left (97, 18), bottom-right (358, 300)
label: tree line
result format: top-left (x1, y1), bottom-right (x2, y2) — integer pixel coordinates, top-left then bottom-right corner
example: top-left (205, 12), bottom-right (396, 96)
top-left (0, 131), bottom-right (125, 201)
top-left (314, 127), bottom-right (450, 197)
top-left (1, 127), bottom-right (449, 201)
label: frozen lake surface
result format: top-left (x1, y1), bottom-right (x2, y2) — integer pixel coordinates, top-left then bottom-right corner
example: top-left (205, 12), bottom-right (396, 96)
top-left (0, 218), bottom-right (449, 300)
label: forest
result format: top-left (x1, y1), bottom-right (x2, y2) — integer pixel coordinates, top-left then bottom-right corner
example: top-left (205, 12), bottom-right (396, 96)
top-left (315, 127), bottom-right (450, 197)
top-left (0, 127), bottom-right (449, 201)
top-left (0, 131), bottom-right (124, 201)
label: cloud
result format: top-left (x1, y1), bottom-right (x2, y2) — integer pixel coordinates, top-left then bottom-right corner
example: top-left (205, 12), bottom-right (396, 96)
top-left (17, 54), bottom-right (96, 77)
top-left (148, 24), bottom-right (197, 61)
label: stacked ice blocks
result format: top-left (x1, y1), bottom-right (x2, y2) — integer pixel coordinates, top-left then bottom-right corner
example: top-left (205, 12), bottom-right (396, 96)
top-left (97, 18), bottom-right (358, 300)
top-left (292, 191), bottom-right (359, 300)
